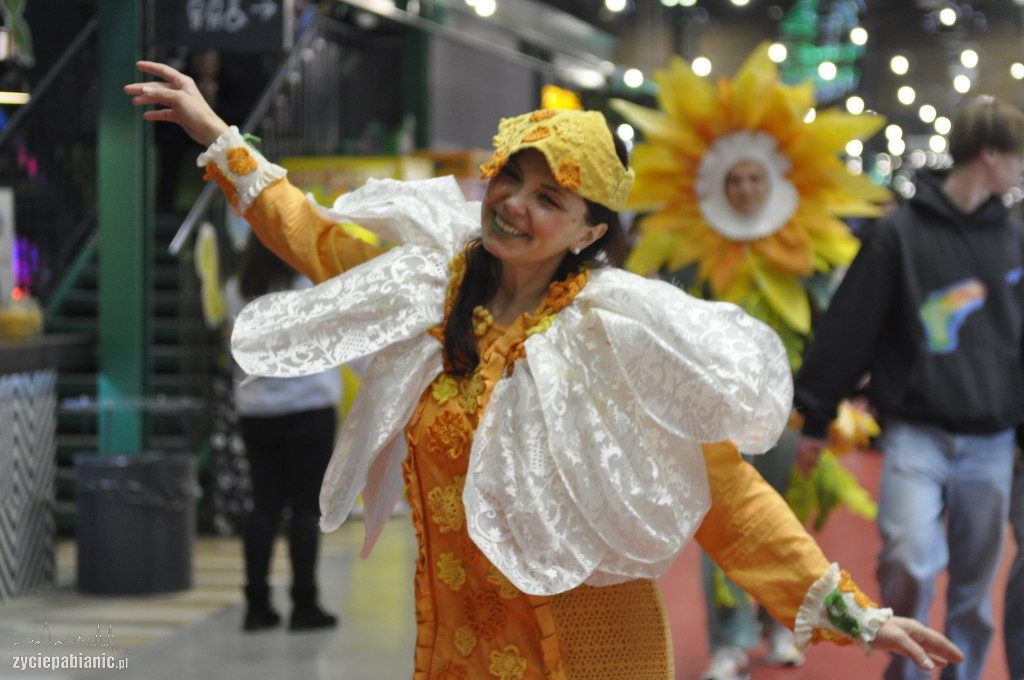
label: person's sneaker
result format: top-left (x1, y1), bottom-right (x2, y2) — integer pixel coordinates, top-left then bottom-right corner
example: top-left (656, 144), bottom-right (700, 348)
top-left (765, 625), bottom-right (805, 667)
top-left (700, 646), bottom-right (750, 680)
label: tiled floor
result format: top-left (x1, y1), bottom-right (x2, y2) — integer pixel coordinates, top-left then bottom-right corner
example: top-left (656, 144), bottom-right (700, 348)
top-left (0, 450), bottom-right (1017, 679)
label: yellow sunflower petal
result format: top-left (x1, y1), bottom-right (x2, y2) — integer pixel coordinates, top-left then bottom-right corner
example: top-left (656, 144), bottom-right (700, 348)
top-left (624, 230), bottom-right (682, 276)
top-left (751, 225), bottom-right (815, 276)
top-left (811, 227), bottom-right (860, 268)
top-left (719, 256), bottom-right (756, 302)
top-left (727, 42), bottom-right (778, 129)
top-left (708, 242), bottom-right (748, 294)
top-left (610, 99), bottom-right (706, 156)
top-left (625, 145), bottom-right (695, 210)
top-left (796, 109), bottom-right (886, 156)
top-left (654, 55), bottom-right (721, 138)
top-left (750, 255), bottom-right (811, 334)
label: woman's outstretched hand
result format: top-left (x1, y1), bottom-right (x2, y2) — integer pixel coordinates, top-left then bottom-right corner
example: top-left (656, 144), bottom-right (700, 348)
top-left (124, 61), bottom-right (229, 147)
top-left (871, 616), bottom-right (964, 672)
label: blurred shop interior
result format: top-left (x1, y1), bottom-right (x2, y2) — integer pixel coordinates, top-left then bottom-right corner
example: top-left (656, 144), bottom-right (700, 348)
top-left (1, 0), bottom-right (1024, 601)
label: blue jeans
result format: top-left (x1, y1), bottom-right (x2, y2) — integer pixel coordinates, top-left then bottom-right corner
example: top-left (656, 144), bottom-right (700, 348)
top-left (703, 429), bottom-right (797, 652)
top-left (877, 420), bottom-right (1015, 680)
top-left (1006, 463), bottom-right (1024, 680)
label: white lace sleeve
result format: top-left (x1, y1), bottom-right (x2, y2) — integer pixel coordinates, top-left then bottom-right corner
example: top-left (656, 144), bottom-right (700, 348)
top-left (230, 245), bottom-right (448, 377)
top-left (578, 269), bottom-right (792, 452)
top-left (314, 176), bottom-right (482, 252)
top-left (464, 268), bottom-right (793, 595)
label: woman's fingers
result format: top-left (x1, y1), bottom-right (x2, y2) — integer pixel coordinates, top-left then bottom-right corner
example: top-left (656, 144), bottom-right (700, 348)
top-left (124, 60), bottom-right (228, 146)
top-left (134, 60), bottom-right (190, 86)
top-left (873, 617), bottom-right (964, 671)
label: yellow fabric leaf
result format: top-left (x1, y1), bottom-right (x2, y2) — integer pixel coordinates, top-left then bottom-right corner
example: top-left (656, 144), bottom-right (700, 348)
top-left (750, 256), bottom-right (810, 334)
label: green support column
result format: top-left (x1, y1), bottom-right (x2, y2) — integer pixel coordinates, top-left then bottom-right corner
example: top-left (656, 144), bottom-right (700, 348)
top-left (96, 0), bottom-right (149, 454)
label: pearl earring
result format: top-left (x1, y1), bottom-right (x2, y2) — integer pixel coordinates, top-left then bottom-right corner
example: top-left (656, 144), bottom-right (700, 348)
top-left (570, 246), bottom-right (580, 255)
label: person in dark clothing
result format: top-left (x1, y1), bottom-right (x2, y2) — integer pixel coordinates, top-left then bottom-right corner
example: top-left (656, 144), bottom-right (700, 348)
top-left (225, 235), bottom-right (343, 632)
top-left (794, 95), bottom-right (1024, 680)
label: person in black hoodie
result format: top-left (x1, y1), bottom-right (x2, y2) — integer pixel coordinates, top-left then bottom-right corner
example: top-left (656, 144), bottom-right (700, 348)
top-left (794, 95), bottom-right (1024, 680)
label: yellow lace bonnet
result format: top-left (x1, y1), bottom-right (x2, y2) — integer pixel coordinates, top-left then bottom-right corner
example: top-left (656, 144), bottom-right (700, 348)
top-left (479, 109), bottom-right (635, 211)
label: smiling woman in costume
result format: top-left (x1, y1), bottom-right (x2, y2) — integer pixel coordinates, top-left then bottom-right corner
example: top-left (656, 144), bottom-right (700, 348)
top-left (125, 60), bottom-right (962, 680)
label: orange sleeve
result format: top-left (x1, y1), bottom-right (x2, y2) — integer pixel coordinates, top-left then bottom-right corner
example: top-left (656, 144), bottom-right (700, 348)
top-left (694, 441), bottom-right (831, 629)
top-left (240, 177), bottom-right (392, 284)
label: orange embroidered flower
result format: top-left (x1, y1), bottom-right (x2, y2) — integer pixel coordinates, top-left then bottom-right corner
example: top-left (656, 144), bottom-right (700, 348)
top-left (839, 569), bottom-right (878, 609)
top-left (521, 125), bottom-right (551, 143)
top-left (487, 565), bottom-right (520, 599)
top-left (489, 645), bottom-right (528, 680)
top-left (464, 590), bottom-right (508, 640)
top-left (428, 411), bottom-right (472, 462)
top-left (203, 163), bottom-right (239, 208)
top-left (431, 374), bottom-right (459, 406)
top-left (458, 373), bottom-right (485, 415)
top-left (555, 159), bottom-right (582, 191)
top-left (530, 110), bottom-right (558, 122)
top-left (480, 148), bottom-right (509, 179)
top-left (457, 534), bottom-right (482, 564)
top-left (454, 625), bottom-right (477, 656)
top-left (226, 146), bottom-right (258, 175)
top-left (431, 660), bottom-right (469, 680)
top-left (438, 552), bottom-right (467, 592)
top-left (427, 478), bottom-right (466, 533)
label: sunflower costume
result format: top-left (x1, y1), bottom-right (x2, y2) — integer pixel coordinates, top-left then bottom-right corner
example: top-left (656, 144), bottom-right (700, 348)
top-left (611, 42), bottom-right (886, 529)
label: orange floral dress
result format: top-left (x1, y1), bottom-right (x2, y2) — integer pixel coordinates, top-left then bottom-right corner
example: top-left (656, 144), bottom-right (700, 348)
top-left (406, 295), bottom-right (678, 679)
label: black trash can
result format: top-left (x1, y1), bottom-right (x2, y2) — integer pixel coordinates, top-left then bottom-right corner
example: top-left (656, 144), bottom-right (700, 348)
top-left (74, 453), bottom-right (198, 595)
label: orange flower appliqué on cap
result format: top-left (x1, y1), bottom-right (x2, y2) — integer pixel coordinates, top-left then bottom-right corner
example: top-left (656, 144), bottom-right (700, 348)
top-left (556, 159), bottom-right (582, 191)
top-left (521, 126), bottom-right (551, 143)
top-left (480, 148), bottom-right (509, 179)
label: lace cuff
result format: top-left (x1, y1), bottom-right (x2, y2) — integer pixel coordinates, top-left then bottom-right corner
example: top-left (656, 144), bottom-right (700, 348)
top-left (196, 125), bottom-right (286, 214)
top-left (794, 563), bottom-right (893, 653)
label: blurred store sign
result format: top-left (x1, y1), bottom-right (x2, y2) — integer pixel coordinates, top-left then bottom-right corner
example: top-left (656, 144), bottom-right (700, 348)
top-left (177, 0), bottom-right (295, 51)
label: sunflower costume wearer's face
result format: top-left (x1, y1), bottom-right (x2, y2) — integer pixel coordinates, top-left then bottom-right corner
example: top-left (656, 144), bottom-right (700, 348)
top-left (725, 159), bottom-right (770, 217)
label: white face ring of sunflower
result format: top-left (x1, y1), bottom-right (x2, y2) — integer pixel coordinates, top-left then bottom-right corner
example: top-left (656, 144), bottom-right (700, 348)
top-left (696, 130), bottom-right (799, 241)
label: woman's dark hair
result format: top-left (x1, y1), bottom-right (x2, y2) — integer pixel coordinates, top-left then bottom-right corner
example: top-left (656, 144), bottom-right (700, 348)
top-left (237, 234), bottom-right (296, 299)
top-left (443, 130), bottom-right (630, 375)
